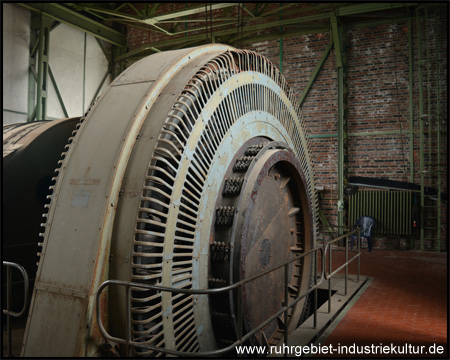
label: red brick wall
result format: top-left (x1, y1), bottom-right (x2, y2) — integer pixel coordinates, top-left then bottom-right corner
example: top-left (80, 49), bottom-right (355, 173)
top-left (125, 4), bottom-right (447, 251)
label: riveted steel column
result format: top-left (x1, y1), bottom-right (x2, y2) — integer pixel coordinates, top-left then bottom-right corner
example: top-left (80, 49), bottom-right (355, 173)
top-left (435, 8), bottom-right (442, 252)
top-left (35, 14), bottom-right (52, 121)
top-left (333, 16), bottom-right (348, 234)
top-left (408, 18), bottom-right (414, 183)
top-left (27, 13), bottom-right (39, 122)
top-left (112, 47), bottom-right (127, 79)
top-left (416, 8), bottom-right (425, 251)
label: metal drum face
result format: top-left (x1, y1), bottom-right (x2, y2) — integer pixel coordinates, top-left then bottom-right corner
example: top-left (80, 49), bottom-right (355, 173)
top-left (21, 45), bottom-right (317, 357)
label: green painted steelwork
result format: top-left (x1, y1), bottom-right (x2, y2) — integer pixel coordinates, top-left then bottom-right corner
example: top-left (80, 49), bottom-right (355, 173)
top-left (142, 3), bottom-right (237, 22)
top-left (336, 2), bottom-right (417, 17)
top-left (238, 26), bottom-right (329, 46)
top-left (73, 3), bottom-right (237, 36)
top-left (19, 3), bottom-right (126, 46)
top-left (27, 13), bottom-right (39, 122)
top-left (35, 14), bottom-right (52, 121)
top-left (408, 18), bottom-right (414, 183)
top-left (89, 65), bottom-right (112, 106)
top-left (3, 109), bottom-right (29, 116)
top-left (349, 16), bottom-right (412, 29)
top-left (435, 6), bottom-right (442, 253)
top-left (331, 16), bottom-right (342, 68)
top-left (309, 129), bottom-right (436, 139)
top-left (318, 207), bottom-right (337, 239)
top-left (425, 8), bottom-right (431, 179)
top-left (416, 9), bottom-right (424, 251)
top-left (48, 66), bottom-right (69, 118)
top-left (415, 5), bottom-right (444, 252)
top-left (334, 19), bottom-right (348, 236)
top-left (309, 134), bottom-right (338, 139)
top-left (299, 39), bottom-right (333, 107)
top-left (107, 3), bottom-right (420, 63)
top-left (337, 64), bottom-right (345, 236)
top-left (115, 11), bottom-right (334, 61)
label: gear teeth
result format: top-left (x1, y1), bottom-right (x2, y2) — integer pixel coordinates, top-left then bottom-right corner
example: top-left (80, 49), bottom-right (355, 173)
top-left (215, 206), bottom-right (235, 226)
top-left (222, 177), bottom-right (244, 196)
top-left (210, 241), bottom-right (231, 262)
top-left (233, 156), bottom-right (254, 172)
top-left (245, 143), bottom-right (266, 156)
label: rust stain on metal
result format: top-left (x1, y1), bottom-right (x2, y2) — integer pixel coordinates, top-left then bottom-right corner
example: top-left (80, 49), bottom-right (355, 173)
top-left (70, 178), bottom-right (100, 185)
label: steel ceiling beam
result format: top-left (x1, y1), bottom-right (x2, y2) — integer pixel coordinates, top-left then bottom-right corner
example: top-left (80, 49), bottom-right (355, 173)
top-left (69, 3), bottom-right (238, 36)
top-left (58, 2), bottom-right (419, 63)
top-left (143, 3), bottom-right (238, 22)
top-left (239, 26), bottom-right (329, 46)
top-left (18, 3), bottom-right (126, 46)
top-left (336, 2), bottom-right (417, 16)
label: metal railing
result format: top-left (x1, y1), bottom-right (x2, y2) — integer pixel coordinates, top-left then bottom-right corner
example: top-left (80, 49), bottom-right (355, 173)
top-left (2, 261), bottom-right (30, 357)
top-left (320, 225), bottom-right (361, 314)
top-left (96, 228), bottom-right (361, 357)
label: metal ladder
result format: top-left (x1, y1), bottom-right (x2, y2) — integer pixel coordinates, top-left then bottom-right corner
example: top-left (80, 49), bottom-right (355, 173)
top-left (415, 5), bottom-right (446, 252)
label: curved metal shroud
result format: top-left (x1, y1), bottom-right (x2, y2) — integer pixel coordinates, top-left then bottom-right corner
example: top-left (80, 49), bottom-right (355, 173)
top-left (21, 44), bottom-right (317, 357)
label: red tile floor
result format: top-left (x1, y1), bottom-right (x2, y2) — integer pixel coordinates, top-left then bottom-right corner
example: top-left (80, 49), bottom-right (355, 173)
top-left (319, 249), bottom-right (448, 357)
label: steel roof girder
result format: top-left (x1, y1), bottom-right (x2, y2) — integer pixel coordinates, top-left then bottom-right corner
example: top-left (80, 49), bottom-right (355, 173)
top-left (337, 2), bottom-right (418, 16)
top-left (18, 3), bottom-right (126, 47)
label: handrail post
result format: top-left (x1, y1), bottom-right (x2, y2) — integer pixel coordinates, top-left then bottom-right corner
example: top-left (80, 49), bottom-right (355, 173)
top-left (95, 247), bottom-right (329, 357)
top-left (313, 248), bottom-right (317, 329)
top-left (237, 285), bottom-right (243, 346)
top-left (3, 261), bottom-right (30, 357)
top-left (284, 263), bottom-right (289, 357)
top-left (345, 234), bottom-right (348, 296)
top-left (6, 264), bottom-right (12, 357)
top-left (357, 228), bottom-right (361, 282)
top-left (328, 244), bottom-right (332, 314)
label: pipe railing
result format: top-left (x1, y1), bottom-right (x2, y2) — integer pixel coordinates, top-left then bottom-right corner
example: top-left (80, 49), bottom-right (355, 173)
top-left (2, 261), bottom-right (30, 357)
top-left (96, 228), bottom-right (361, 357)
top-left (319, 225), bottom-right (361, 313)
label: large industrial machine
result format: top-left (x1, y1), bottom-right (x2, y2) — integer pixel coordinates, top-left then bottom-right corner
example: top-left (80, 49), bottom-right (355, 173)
top-left (4, 45), bottom-right (318, 356)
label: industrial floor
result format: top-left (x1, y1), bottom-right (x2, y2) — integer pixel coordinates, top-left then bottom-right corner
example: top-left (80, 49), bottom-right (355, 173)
top-left (3, 249), bottom-right (447, 357)
top-left (317, 249), bottom-right (448, 357)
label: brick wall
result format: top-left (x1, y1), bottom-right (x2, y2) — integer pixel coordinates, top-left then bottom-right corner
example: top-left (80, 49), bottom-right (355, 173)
top-left (125, 4), bottom-right (447, 251)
